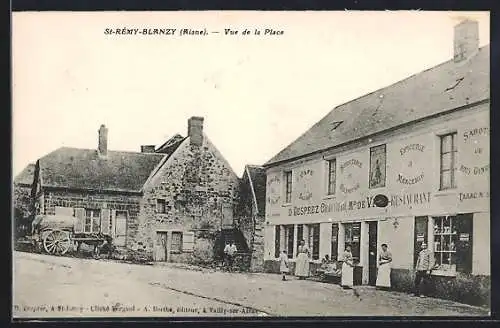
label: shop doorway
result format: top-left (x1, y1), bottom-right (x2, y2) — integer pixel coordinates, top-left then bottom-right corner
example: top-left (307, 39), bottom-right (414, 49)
top-left (368, 221), bottom-right (378, 286)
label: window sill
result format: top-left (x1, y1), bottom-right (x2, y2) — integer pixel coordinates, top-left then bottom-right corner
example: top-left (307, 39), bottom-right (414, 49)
top-left (434, 189), bottom-right (457, 197)
top-left (431, 270), bottom-right (457, 277)
top-left (323, 194), bottom-right (336, 200)
top-left (282, 203), bottom-right (292, 208)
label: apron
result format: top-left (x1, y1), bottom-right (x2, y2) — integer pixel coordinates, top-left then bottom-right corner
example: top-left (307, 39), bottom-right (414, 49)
top-left (341, 251), bottom-right (354, 287)
top-left (376, 261), bottom-right (392, 287)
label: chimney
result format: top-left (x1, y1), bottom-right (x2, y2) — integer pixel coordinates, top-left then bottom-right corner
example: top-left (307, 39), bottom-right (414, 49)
top-left (188, 116), bottom-right (204, 146)
top-left (98, 124), bottom-right (108, 156)
top-left (454, 19), bottom-right (479, 63)
top-left (141, 145), bottom-right (156, 153)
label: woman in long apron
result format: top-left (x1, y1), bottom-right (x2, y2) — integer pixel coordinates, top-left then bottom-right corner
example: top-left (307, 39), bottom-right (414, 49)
top-left (341, 245), bottom-right (354, 289)
top-left (376, 243), bottom-right (392, 289)
top-left (295, 239), bottom-right (310, 280)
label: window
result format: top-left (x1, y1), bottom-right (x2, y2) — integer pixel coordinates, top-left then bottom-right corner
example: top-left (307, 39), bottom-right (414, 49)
top-left (414, 214), bottom-right (473, 275)
top-left (308, 224), bottom-right (320, 260)
top-left (369, 144), bottom-right (386, 189)
top-left (85, 209), bottom-right (101, 233)
top-left (327, 159), bottom-right (336, 195)
top-left (440, 133), bottom-right (457, 190)
top-left (331, 223), bottom-right (339, 261)
top-left (344, 222), bottom-right (361, 263)
top-left (275, 225), bottom-right (281, 258)
top-left (284, 171), bottom-right (293, 203)
top-left (171, 231), bottom-right (183, 252)
top-left (432, 215), bottom-right (473, 274)
top-left (157, 199), bottom-right (166, 214)
top-left (284, 225), bottom-right (294, 258)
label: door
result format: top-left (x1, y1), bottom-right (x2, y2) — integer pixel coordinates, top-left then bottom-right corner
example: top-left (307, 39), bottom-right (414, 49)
top-left (114, 211), bottom-right (127, 246)
top-left (368, 221), bottom-right (378, 286)
top-left (155, 232), bottom-right (168, 262)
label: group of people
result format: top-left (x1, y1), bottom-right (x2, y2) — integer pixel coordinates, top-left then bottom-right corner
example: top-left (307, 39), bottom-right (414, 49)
top-left (278, 240), bottom-right (435, 298)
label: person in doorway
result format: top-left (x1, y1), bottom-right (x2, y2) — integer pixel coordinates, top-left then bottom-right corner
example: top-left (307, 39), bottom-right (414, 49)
top-left (413, 242), bottom-right (433, 297)
top-left (295, 240), bottom-right (310, 280)
top-left (341, 245), bottom-right (354, 289)
top-left (279, 250), bottom-right (290, 281)
top-left (227, 241), bottom-right (238, 272)
top-left (376, 243), bottom-right (393, 290)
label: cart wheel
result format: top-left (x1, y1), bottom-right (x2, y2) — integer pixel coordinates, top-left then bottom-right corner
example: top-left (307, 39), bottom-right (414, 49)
top-left (43, 230), bottom-right (71, 255)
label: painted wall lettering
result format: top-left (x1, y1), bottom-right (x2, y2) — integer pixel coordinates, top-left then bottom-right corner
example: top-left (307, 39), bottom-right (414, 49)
top-left (459, 191), bottom-right (490, 202)
top-left (340, 158), bottom-right (363, 194)
top-left (390, 192), bottom-right (431, 208)
top-left (267, 175), bottom-right (281, 205)
top-left (297, 168), bottom-right (314, 200)
top-left (460, 126), bottom-right (489, 177)
top-left (397, 143), bottom-right (425, 185)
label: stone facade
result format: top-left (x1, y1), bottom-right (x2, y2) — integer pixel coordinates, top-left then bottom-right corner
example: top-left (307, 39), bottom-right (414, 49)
top-left (141, 135), bottom-right (241, 264)
top-left (38, 189), bottom-right (142, 251)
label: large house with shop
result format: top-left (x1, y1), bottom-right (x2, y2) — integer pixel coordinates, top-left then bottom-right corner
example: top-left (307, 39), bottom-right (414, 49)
top-left (31, 117), bottom-right (251, 265)
top-left (263, 20), bottom-right (489, 304)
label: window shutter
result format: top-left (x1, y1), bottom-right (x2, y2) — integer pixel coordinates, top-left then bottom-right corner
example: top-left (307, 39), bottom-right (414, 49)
top-left (331, 223), bottom-right (339, 261)
top-left (100, 209), bottom-right (111, 235)
top-left (274, 225), bottom-right (281, 258)
top-left (414, 216), bottom-right (429, 268)
top-left (182, 232), bottom-right (195, 252)
top-left (74, 208), bottom-right (85, 233)
top-left (55, 206), bottom-right (74, 216)
top-left (456, 214), bottom-right (473, 274)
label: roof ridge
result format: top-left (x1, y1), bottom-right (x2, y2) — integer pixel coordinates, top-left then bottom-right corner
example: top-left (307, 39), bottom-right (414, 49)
top-left (52, 146), bottom-right (164, 156)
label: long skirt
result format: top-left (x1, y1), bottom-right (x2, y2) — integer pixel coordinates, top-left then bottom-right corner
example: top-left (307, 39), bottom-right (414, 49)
top-left (295, 253), bottom-right (310, 277)
top-left (376, 262), bottom-right (392, 288)
top-left (341, 262), bottom-right (354, 287)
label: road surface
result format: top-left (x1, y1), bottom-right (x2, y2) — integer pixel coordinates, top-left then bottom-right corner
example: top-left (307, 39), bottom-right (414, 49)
top-left (13, 251), bottom-right (489, 318)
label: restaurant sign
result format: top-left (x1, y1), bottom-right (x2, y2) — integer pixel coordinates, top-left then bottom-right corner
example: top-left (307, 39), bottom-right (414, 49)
top-left (287, 191), bottom-right (432, 216)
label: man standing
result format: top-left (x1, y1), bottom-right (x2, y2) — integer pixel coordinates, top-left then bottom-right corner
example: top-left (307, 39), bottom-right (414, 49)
top-left (228, 242), bottom-right (238, 272)
top-left (414, 242), bottom-right (433, 297)
top-left (223, 242), bottom-right (231, 270)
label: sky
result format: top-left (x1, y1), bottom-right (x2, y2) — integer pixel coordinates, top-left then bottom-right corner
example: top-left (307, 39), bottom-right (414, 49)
top-left (12, 11), bottom-right (490, 178)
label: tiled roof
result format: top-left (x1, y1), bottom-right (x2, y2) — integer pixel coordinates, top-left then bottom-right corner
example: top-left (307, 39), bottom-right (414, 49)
top-left (38, 147), bottom-right (165, 192)
top-left (14, 163), bottom-right (36, 186)
top-left (246, 165), bottom-right (267, 215)
top-left (265, 45), bottom-right (490, 167)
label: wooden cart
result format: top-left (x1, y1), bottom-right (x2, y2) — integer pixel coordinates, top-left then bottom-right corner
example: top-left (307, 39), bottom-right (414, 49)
top-left (31, 214), bottom-right (112, 258)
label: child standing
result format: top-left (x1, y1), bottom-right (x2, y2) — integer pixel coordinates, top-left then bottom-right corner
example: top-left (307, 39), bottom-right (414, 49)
top-left (279, 250), bottom-right (289, 281)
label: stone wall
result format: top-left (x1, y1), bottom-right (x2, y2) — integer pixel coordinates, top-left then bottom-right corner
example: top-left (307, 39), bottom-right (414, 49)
top-left (141, 137), bottom-right (240, 264)
top-left (13, 184), bottom-right (32, 238)
top-left (41, 190), bottom-right (143, 255)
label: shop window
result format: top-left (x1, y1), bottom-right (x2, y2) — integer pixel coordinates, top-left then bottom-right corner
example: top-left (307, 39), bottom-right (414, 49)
top-left (344, 222), bottom-right (361, 263)
top-left (432, 214), bottom-right (473, 274)
top-left (327, 159), bottom-right (336, 195)
top-left (331, 223), bottom-right (339, 261)
top-left (414, 214), bottom-right (473, 274)
top-left (284, 171), bottom-right (293, 203)
top-left (85, 209), bottom-right (101, 233)
top-left (439, 133), bottom-right (457, 190)
top-left (274, 225), bottom-right (281, 258)
top-left (284, 225), bottom-right (294, 258)
top-left (307, 224), bottom-right (320, 260)
top-left (171, 231), bottom-right (183, 253)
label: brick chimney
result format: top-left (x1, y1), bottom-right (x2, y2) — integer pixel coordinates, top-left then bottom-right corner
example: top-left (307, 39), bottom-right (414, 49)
top-left (188, 116), bottom-right (204, 146)
top-left (98, 124), bottom-right (108, 156)
top-left (141, 145), bottom-right (156, 153)
top-left (454, 19), bottom-right (479, 63)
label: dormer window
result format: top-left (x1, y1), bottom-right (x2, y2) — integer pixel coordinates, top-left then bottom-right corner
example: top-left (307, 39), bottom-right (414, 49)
top-left (330, 121), bottom-right (343, 131)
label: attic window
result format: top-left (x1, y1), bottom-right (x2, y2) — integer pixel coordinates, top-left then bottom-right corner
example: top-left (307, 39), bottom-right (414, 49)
top-left (330, 121), bottom-right (343, 131)
top-left (445, 77), bottom-right (464, 92)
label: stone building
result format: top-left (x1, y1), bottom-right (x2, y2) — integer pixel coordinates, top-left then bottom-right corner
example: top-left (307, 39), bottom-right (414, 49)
top-left (31, 117), bottom-right (245, 264)
top-left (262, 20), bottom-right (489, 306)
top-left (13, 163), bottom-right (36, 238)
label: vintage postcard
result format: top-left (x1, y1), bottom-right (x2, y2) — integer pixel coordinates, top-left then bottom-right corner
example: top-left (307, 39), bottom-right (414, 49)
top-left (12, 10), bottom-right (490, 319)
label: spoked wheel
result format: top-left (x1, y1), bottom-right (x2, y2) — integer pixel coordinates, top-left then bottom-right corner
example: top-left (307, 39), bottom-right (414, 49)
top-left (43, 229), bottom-right (71, 255)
